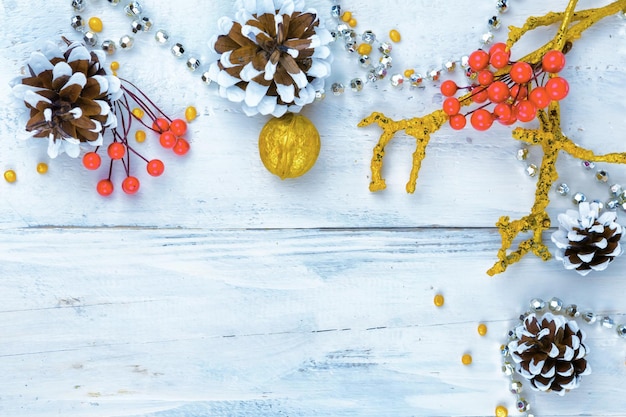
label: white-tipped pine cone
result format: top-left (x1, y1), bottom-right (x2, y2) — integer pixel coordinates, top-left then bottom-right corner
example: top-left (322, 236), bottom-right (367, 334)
top-left (11, 40), bottom-right (121, 158)
top-left (208, 0), bottom-right (333, 117)
top-left (509, 313), bottom-right (590, 396)
top-left (551, 202), bottom-right (623, 276)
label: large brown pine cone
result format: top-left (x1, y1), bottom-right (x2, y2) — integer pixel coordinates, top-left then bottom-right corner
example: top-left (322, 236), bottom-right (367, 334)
top-left (508, 313), bottom-right (590, 395)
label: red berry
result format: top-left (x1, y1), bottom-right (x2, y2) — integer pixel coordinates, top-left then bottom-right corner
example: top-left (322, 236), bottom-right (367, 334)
top-left (487, 81), bottom-right (510, 103)
top-left (152, 118), bottom-right (170, 133)
top-left (493, 102), bottom-right (516, 125)
top-left (545, 77), bottom-right (569, 101)
top-left (172, 138), bottom-right (190, 156)
top-left (170, 119), bottom-right (188, 136)
top-left (470, 109), bottom-right (494, 131)
top-left (510, 62), bottom-right (534, 84)
top-left (489, 42), bottom-right (508, 56)
top-left (107, 142), bottom-right (126, 160)
top-left (515, 100), bottom-right (537, 122)
top-left (443, 97), bottom-right (461, 116)
top-left (510, 84), bottom-right (528, 101)
top-left (122, 176), bottom-right (140, 194)
top-left (96, 179), bottom-right (114, 196)
top-left (529, 86), bottom-right (551, 108)
top-left (468, 50), bottom-right (489, 72)
top-left (489, 51), bottom-right (510, 69)
top-left (440, 80), bottom-right (458, 97)
top-left (471, 86), bottom-right (489, 104)
top-left (449, 114), bottom-right (467, 130)
top-left (542, 50), bottom-right (566, 73)
top-left (478, 70), bottom-right (494, 86)
top-left (82, 152), bottom-right (102, 170)
top-left (159, 131), bottom-right (177, 148)
top-left (147, 159), bottom-right (165, 177)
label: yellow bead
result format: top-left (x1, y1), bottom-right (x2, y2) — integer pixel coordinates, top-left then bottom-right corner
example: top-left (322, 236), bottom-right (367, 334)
top-left (185, 106), bottom-right (197, 122)
top-left (357, 43), bottom-right (373, 55)
top-left (461, 353), bottom-right (472, 365)
top-left (341, 11), bottom-right (352, 22)
top-left (258, 113), bottom-right (320, 180)
top-left (389, 29), bottom-right (401, 43)
top-left (495, 405), bottom-right (508, 417)
top-left (4, 170), bottom-right (16, 183)
top-left (36, 162), bottom-right (48, 174)
top-left (403, 69), bottom-right (415, 78)
top-left (478, 323), bottom-right (488, 336)
top-left (88, 17), bottom-right (103, 32)
top-left (348, 18), bottom-right (357, 28)
top-left (132, 108), bottom-right (145, 119)
top-left (110, 61), bottom-right (120, 71)
top-left (433, 294), bottom-right (444, 307)
top-left (135, 130), bottom-right (146, 143)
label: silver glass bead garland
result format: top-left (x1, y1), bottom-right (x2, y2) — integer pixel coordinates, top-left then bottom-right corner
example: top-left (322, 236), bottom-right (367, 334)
top-left (324, 0), bottom-right (513, 98)
top-left (501, 297), bottom-right (626, 417)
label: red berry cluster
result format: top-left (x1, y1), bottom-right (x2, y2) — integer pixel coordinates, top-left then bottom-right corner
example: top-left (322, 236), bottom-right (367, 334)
top-left (441, 43), bottom-right (569, 131)
top-left (81, 80), bottom-right (190, 196)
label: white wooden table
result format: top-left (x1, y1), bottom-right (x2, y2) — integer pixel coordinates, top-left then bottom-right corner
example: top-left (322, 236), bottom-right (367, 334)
top-left (1, 1), bottom-right (626, 416)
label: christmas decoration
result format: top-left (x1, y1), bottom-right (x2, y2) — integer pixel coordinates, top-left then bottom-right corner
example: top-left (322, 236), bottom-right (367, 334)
top-left (358, 0), bottom-right (626, 275)
top-left (509, 312), bottom-right (590, 395)
top-left (551, 202), bottom-right (623, 275)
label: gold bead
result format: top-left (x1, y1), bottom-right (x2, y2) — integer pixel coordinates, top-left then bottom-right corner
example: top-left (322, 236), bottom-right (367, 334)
top-left (478, 323), bottom-right (488, 336)
top-left (88, 16), bottom-right (103, 32)
top-left (110, 61), bottom-right (120, 71)
top-left (433, 294), bottom-right (444, 307)
top-left (4, 169), bottom-right (17, 183)
top-left (357, 43), bottom-right (372, 55)
top-left (403, 69), bottom-right (415, 78)
top-left (495, 405), bottom-right (508, 417)
top-left (36, 162), bottom-right (48, 174)
top-left (132, 108), bottom-right (145, 119)
top-left (135, 130), bottom-right (146, 143)
top-left (185, 106), bottom-right (197, 122)
top-left (258, 113), bottom-right (320, 180)
top-left (348, 18), bottom-right (357, 28)
top-left (341, 11), bottom-right (352, 22)
top-left (461, 353), bottom-right (472, 365)
top-left (389, 29), bottom-right (401, 43)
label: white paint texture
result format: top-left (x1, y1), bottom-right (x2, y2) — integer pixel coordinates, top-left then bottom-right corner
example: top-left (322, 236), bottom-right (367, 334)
top-left (0, 1), bottom-right (626, 416)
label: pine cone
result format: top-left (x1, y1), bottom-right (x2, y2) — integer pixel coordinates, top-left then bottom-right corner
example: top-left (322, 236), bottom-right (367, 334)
top-left (508, 313), bottom-right (590, 396)
top-left (11, 39), bottom-right (121, 158)
top-left (551, 202), bottom-right (623, 276)
top-left (208, 0), bottom-right (332, 117)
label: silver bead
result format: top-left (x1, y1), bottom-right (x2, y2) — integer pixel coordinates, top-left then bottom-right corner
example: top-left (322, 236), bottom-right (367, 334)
top-left (596, 170), bottom-right (609, 183)
top-left (366, 69), bottom-right (379, 83)
top-left (444, 61), bottom-right (456, 72)
top-left (375, 64), bottom-right (388, 80)
top-left (119, 35), bottom-right (134, 50)
top-left (427, 69), bottom-right (441, 82)
top-left (460, 55), bottom-right (470, 69)
top-left (582, 160), bottom-right (596, 170)
top-left (526, 164), bottom-right (538, 177)
top-left (362, 30), bottom-right (376, 44)
top-left (565, 304), bottom-right (580, 318)
top-left (609, 184), bottom-right (622, 198)
top-left (108, 0), bottom-right (120, 5)
top-left (496, 0), bottom-right (509, 13)
top-left (171, 43), bottom-right (185, 57)
top-left (201, 71), bottom-right (212, 85)
top-left (378, 42), bottom-right (392, 55)
top-left (186, 57), bottom-right (201, 71)
top-left (582, 311), bottom-right (597, 324)
top-left (619, 190), bottom-right (626, 204)
top-left (71, 15), bottom-right (85, 32)
top-left (331, 82), bottom-right (345, 96)
top-left (556, 183), bottom-right (570, 196)
top-left (548, 297), bottom-right (563, 312)
top-left (345, 40), bottom-right (357, 53)
top-left (358, 55), bottom-right (371, 68)
top-left (573, 192), bottom-right (587, 204)
top-left (141, 17), bottom-right (153, 32)
top-left (501, 361), bottom-right (514, 375)
top-left (601, 316), bottom-right (615, 329)
top-left (617, 324), bottom-right (626, 338)
top-left (350, 78), bottom-right (364, 92)
top-left (101, 40), bottom-right (117, 55)
top-left (330, 5), bottom-right (341, 18)
top-left (155, 29), bottom-right (169, 44)
top-left (481, 32), bottom-right (495, 44)
top-left (607, 199), bottom-right (620, 210)
top-left (390, 73), bottom-right (404, 88)
top-left (314, 89), bottom-right (326, 101)
top-left (510, 380), bottom-right (523, 394)
top-left (516, 399), bottom-right (530, 413)
top-left (488, 15), bottom-right (501, 30)
top-left (516, 148), bottom-right (529, 161)
top-left (409, 73), bottom-right (424, 88)
top-left (379, 55), bottom-right (392, 68)
top-left (124, 1), bottom-right (143, 16)
top-left (131, 19), bottom-right (144, 33)
top-left (83, 31), bottom-right (98, 47)
top-left (336, 24), bottom-right (350, 38)
top-left (71, 0), bottom-right (86, 12)
top-left (530, 298), bottom-right (546, 312)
